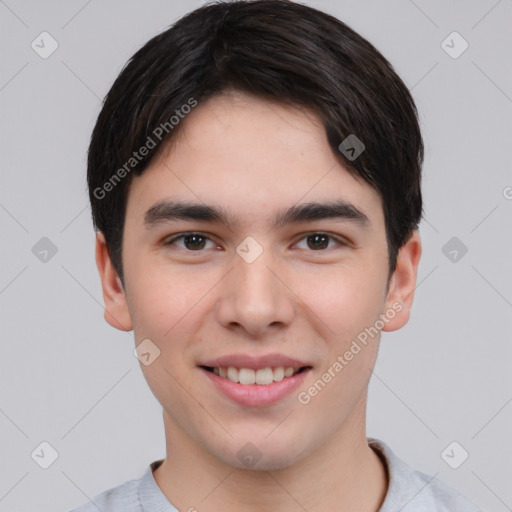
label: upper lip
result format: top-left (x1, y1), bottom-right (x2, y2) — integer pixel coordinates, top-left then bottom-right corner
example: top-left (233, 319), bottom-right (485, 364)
top-left (199, 353), bottom-right (311, 370)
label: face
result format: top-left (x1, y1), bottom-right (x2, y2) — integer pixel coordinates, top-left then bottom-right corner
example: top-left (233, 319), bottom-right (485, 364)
top-left (97, 90), bottom-right (420, 471)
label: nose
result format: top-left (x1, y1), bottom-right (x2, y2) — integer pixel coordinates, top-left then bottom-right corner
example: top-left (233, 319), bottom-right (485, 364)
top-left (215, 247), bottom-right (295, 337)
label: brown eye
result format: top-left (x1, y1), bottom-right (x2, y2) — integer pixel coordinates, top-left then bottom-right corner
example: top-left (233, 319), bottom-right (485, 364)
top-left (295, 232), bottom-right (344, 251)
top-left (307, 234), bottom-right (329, 250)
top-left (165, 233), bottom-right (215, 251)
top-left (182, 234), bottom-right (207, 250)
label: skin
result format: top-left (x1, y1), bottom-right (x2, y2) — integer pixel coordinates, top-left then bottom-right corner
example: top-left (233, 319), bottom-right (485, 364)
top-left (96, 90), bottom-right (421, 512)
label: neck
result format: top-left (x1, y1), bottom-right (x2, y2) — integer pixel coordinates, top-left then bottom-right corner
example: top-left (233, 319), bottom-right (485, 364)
top-left (153, 405), bottom-right (388, 512)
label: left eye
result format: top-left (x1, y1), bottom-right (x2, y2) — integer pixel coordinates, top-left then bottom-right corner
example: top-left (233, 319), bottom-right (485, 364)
top-left (165, 232), bottom-right (343, 251)
top-left (294, 233), bottom-right (344, 251)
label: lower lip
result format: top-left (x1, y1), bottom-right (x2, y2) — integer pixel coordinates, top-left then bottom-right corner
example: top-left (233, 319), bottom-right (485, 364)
top-left (200, 367), bottom-right (311, 407)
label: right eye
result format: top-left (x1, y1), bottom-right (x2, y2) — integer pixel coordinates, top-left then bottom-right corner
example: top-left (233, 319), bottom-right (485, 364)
top-left (164, 232), bottom-right (219, 251)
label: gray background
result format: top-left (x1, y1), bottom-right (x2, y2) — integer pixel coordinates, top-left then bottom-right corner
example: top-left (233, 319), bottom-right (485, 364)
top-left (1, 0), bottom-right (511, 510)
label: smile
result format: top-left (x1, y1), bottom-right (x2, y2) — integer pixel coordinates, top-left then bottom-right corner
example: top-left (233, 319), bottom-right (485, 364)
top-left (200, 365), bottom-right (311, 407)
top-left (202, 366), bottom-right (308, 385)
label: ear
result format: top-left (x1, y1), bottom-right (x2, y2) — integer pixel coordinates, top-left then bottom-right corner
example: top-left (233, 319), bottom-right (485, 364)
top-left (382, 230), bottom-right (422, 332)
top-left (95, 231), bottom-right (133, 331)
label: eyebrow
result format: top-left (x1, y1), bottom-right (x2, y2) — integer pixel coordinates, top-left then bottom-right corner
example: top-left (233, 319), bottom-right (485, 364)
top-left (143, 199), bottom-right (370, 230)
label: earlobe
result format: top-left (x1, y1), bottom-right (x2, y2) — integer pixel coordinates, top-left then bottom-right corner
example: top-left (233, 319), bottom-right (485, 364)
top-left (95, 231), bottom-right (133, 332)
top-left (382, 230), bottom-right (422, 332)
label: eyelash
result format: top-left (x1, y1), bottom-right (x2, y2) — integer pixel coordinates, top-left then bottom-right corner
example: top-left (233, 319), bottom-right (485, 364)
top-left (164, 232), bottom-right (347, 252)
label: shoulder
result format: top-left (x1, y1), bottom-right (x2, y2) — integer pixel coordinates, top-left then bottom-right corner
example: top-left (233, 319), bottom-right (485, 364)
top-left (67, 472), bottom-right (142, 512)
top-left (369, 438), bottom-right (484, 512)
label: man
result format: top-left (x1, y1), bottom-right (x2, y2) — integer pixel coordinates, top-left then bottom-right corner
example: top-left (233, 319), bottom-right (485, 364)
top-left (71, 1), bottom-right (483, 510)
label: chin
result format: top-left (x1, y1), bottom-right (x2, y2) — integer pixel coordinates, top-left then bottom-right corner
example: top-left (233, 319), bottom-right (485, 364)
top-left (228, 452), bottom-right (300, 472)
top-left (216, 435), bottom-right (309, 472)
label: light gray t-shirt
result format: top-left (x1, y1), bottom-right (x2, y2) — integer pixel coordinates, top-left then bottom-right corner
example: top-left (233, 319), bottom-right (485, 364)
top-left (69, 438), bottom-right (483, 511)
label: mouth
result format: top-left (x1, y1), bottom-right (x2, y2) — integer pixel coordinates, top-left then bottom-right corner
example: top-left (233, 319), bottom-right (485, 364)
top-left (200, 365), bottom-right (311, 386)
top-left (198, 355), bottom-right (313, 406)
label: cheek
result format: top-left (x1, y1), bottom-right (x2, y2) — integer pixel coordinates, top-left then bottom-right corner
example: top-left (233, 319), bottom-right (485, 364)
top-left (294, 261), bottom-right (387, 342)
top-left (126, 261), bottom-right (210, 338)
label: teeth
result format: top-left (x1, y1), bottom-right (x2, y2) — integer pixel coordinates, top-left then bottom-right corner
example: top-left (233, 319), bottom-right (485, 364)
top-left (227, 366), bottom-right (239, 383)
top-left (239, 368), bottom-right (255, 385)
top-left (273, 366), bottom-right (284, 381)
top-left (255, 368), bottom-right (273, 385)
top-left (284, 367), bottom-right (294, 377)
top-left (214, 366), bottom-right (300, 385)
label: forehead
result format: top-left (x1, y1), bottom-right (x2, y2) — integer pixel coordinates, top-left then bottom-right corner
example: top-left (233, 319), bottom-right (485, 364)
top-left (125, 91), bottom-right (384, 231)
